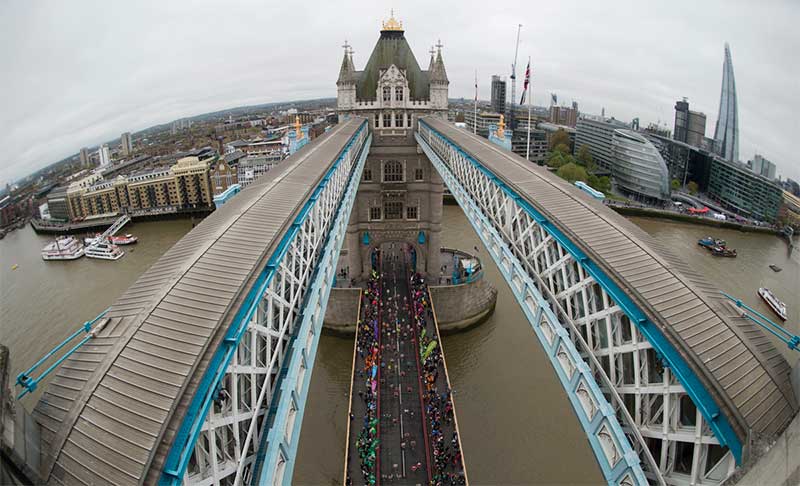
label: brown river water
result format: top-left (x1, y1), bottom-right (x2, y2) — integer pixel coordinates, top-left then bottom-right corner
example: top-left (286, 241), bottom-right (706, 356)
top-left (1, 207), bottom-right (796, 484)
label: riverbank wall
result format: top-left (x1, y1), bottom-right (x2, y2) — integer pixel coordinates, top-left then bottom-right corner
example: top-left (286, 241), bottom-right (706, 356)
top-left (30, 207), bottom-right (213, 235)
top-left (323, 276), bottom-right (497, 335)
top-left (608, 206), bottom-right (779, 235)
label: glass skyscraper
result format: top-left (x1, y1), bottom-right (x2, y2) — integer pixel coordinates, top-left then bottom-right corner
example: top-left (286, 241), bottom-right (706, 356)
top-left (713, 43), bottom-right (739, 162)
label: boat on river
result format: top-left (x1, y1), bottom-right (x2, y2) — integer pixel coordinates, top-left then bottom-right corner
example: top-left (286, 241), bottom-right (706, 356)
top-left (698, 236), bottom-right (726, 248)
top-left (758, 287), bottom-right (787, 321)
top-left (710, 246), bottom-right (737, 258)
top-left (85, 233), bottom-right (138, 245)
top-left (42, 236), bottom-right (84, 261)
top-left (85, 241), bottom-right (125, 261)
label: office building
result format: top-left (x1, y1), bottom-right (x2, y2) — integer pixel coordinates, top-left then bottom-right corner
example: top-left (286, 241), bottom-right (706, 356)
top-left (708, 158), bottom-right (782, 222)
top-left (120, 132), bottom-right (133, 156)
top-left (237, 154), bottom-right (283, 188)
top-left (511, 128), bottom-right (548, 164)
top-left (79, 147), bottom-right (89, 166)
top-left (714, 43), bottom-right (739, 162)
top-left (538, 122), bottom-right (576, 152)
top-left (575, 117), bottom-right (629, 170)
top-left (490, 75), bottom-right (506, 117)
top-left (673, 98), bottom-right (706, 148)
top-left (749, 154), bottom-right (776, 180)
top-left (647, 134), bottom-right (714, 190)
top-left (464, 111), bottom-right (503, 138)
top-left (98, 144), bottom-right (110, 168)
top-left (549, 104), bottom-right (578, 128)
top-left (611, 129), bottom-right (671, 203)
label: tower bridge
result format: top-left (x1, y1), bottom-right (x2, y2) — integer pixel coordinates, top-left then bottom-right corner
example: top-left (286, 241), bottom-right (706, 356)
top-left (3, 16), bottom-right (798, 486)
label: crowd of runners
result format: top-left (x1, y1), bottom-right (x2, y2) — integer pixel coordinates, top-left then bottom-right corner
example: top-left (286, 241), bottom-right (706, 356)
top-left (351, 270), bottom-right (382, 485)
top-left (346, 248), bottom-right (466, 486)
top-left (410, 273), bottom-right (466, 486)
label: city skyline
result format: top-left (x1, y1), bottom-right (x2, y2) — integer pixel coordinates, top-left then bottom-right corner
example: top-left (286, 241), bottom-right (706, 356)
top-left (1, 0), bottom-right (799, 185)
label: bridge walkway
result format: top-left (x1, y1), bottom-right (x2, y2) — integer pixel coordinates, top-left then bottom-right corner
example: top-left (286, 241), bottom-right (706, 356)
top-left (29, 118), bottom-right (367, 485)
top-left (420, 116), bottom-right (797, 445)
top-left (345, 244), bottom-right (467, 485)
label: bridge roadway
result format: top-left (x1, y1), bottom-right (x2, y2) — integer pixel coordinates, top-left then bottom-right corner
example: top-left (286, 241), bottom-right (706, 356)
top-left (30, 118), bottom-right (367, 485)
top-left (419, 116), bottom-right (797, 473)
top-left (345, 245), bottom-right (466, 485)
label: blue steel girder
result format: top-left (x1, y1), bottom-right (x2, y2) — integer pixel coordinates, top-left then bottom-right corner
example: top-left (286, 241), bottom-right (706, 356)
top-left (251, 133), bottom-right (371, 486)
top-left (417, 130), bottom-right (654, 485)
top-left (159, 121), bottom-right (369, 486)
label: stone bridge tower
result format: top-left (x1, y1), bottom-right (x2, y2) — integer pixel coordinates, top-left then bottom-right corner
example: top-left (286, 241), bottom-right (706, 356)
top-left (337, 12), bottom-right (449, 279)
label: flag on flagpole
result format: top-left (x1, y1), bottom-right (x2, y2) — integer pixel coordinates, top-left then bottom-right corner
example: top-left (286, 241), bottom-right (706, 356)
top-left (519, 60), bottom-right (531, 105)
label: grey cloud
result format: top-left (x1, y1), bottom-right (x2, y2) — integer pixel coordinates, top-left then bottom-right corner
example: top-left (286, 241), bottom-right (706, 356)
top-left (1, 0), bottom-right (798, 185)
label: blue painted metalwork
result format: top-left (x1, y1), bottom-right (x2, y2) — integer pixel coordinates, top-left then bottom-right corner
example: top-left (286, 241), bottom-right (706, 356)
top-left (159, 120), bottom-right (368, 485)
top-left (720, 292), bottom-right (799, 351)
top-left (418, 119), bottom-right (744, 464)
top-left (417, 230), bottom-right (425, 244)
top-left (363, 231), bottom-right (370, 245)
top-left (418, 132), bottom-right (649, 485)
top-left (16, 308), bottom-right (109, 398)
top-left (253, 133), bottom-right (371, 486)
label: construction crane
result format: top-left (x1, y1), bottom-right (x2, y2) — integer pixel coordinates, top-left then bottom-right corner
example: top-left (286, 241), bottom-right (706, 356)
top-left (509, 24), bottom-right (522, 130)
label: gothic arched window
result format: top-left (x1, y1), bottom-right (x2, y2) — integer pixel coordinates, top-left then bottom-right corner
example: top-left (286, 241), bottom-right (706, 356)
top-left (395, 86), bottom-right (403, 102)
top-left (383, 160), bottom-right (404, 183)
top-left (383, 86), bottom-right (391, 102)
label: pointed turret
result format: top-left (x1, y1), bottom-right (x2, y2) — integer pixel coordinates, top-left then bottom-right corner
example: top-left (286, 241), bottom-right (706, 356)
top-left (337, 43), bottom-right (356, 86)
top-left (430, 48), bottom-right (448, 85)
top-left (429, 40), bottom-right (449, 110)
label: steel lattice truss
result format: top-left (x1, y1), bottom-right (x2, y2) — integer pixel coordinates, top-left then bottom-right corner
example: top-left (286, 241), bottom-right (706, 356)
top-left (418, 123), bottom-right (736, 486)
top-left (183, 128), bottom-right (370, 486)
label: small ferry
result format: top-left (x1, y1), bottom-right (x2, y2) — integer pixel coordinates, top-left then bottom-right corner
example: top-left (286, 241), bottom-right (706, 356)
top-left (85, 241), bottom-right (125, 261)
top-left (698, 236), bottom-right (726, 248)
top-left (85, 233), bottom-right (138, 245)
top-left (758, 287), bottom-right (787, 321)
top-left (42, 236), bottom-right (85, 261)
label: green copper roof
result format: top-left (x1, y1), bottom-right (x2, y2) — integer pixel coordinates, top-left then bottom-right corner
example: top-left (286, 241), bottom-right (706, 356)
top-left (356, 30), bottom-right (430, 101)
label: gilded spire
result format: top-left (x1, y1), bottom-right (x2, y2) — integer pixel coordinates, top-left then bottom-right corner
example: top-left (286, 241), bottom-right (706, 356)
top-left (381, 9), bottom-right (403, 31)
top-left (497, 115), bottom-right (505, 138)
top-left (295, 115), bottom-right (302, 138)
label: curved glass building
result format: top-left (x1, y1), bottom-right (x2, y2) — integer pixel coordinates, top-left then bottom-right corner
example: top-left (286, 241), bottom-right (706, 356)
top-left (611, 129), bottom-right (670, 202)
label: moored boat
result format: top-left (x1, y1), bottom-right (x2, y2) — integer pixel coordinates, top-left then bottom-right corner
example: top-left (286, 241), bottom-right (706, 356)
top-left (109, 233), bottom-right (137, 245)
top-left (710, 246), bottom-right (737, 257)
top-left (85, 241), bottom-right (124, 261)
top-left (698, 236), bottom-right (726, 248)
top-left (42, 236), bottom-right (85, 261)
top-left (758, 287), bottom-right (787, 321)
top-left (85, 233), bottom-right (138, 245)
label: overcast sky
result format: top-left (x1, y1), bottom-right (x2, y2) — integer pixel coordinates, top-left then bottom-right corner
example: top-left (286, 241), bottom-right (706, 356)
top-left (1, 0), bottom-right (798, 186)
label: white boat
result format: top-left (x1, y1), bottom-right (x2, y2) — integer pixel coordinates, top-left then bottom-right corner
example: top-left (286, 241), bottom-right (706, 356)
top-left (85, 241), bottom-right (125, 261)
top-left (758, 287), bottom-right (787, 321)
top-left (85, 233), bottom-right (138, 245)
top-left (42, 236), bottom-right (85, 261)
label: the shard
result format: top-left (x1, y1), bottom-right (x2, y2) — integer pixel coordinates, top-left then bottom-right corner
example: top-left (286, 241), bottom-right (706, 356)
top-left (713, 42), bottom-right (739, 162)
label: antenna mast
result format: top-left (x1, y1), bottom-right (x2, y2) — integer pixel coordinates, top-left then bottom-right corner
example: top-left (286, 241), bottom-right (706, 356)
top-left (510, 24), bottom-right (522, 130)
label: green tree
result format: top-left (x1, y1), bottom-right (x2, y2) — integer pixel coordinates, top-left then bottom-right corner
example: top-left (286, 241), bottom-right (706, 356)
top-left (671, 179), bottom-right (680, 191)
top-left (687, 180), bottom-right (699, 195)
top-left (597, 176), bottom-right (611, 193)
top-left (577, 144), bottom-right (594, 167)
top-left (547, 151), bottom-right (567, 169)
top-left (556, 162), bottom-right (588, 183)
top-left (549, 129), bottom-right (571, 151)
top-left (553, 143), bottom-right (570, 155)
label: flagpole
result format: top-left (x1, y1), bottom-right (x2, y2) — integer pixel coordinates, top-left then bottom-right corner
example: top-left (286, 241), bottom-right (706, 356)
top-left (525, 56), bottom-right (532, 161)
top-left (473, 69), bottom-right (478, 135)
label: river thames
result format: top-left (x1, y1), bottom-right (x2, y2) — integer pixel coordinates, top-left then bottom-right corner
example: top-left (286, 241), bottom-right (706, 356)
top-left (1, 207), bottom-right (797, 484)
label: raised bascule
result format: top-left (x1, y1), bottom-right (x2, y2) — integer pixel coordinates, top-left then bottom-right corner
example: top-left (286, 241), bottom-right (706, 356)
top-left (2, 14), bottom-right (798, 486)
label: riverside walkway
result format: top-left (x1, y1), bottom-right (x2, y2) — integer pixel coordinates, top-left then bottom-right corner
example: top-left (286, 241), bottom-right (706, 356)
top-left (345, 244), bottom-right (467, 485)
